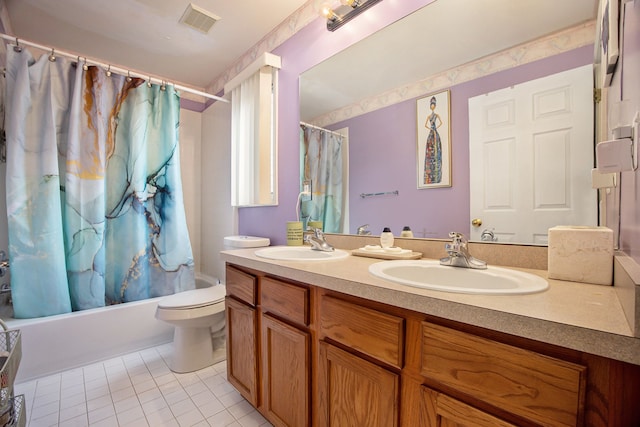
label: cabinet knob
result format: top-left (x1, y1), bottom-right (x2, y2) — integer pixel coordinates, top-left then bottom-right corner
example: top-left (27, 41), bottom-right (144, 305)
top-left (471, 218), bottom-right (482, 227)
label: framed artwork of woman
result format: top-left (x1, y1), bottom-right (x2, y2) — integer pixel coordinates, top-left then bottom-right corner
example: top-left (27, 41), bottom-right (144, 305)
top-left (416, 90), bottom-right (451, 189)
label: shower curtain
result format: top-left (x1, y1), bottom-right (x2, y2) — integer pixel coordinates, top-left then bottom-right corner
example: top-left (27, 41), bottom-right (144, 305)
top-left (4, 47), bottom-right (194, 318)
top-left (300, 125), bottom-right (345, 233)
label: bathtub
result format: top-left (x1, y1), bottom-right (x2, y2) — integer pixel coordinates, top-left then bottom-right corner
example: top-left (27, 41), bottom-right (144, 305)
top-left (4, 273), bottom-right (219, 383)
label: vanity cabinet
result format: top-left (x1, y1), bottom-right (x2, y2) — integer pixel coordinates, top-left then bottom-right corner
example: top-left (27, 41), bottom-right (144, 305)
top-left (225, 266), bottom-right (259, 406)
top-left (260, 277), bottom-right (311, 427)
top-left (317, 295), bottom-right (403, 426)
top-left (225, 266), bottom-right (311, 427)
top-left (417, 321), bottom-right (586, 426)
top-left (225, 262), bottom-right (640, 427)
top-left (318, 341), bottom-right (399, 427)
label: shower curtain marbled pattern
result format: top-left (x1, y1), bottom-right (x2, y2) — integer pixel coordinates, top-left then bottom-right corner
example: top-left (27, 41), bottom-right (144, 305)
top-left (300, 126), bottom-right (344, 233)
top-left (5, 49), bottom-right (194, 318)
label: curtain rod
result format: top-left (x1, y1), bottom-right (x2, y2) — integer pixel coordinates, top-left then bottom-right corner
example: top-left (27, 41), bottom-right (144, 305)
top-left (300, 121), bottom-right (345, 138)
top-left (0, 33), bottom-right (228, 103)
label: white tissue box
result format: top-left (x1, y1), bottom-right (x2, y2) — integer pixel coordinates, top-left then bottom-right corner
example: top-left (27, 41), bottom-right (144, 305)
top-left (547, 226), bottom-right (613, 285)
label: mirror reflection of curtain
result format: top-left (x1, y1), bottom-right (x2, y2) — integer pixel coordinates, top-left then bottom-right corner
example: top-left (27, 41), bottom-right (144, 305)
top-left (4, 47), bottom-right (194, 319)
top-left (300, 125), bottom-right (346, 233)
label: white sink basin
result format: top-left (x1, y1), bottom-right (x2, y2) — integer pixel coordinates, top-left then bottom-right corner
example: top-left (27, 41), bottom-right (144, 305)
top-left (369, 260), bottom-right (548, 295)
top-left (255, 246), bottom-right (350, 261)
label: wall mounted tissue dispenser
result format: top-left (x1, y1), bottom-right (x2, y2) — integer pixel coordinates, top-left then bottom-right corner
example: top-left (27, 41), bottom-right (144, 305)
top-left (596, 117), bottom-right (638, 173)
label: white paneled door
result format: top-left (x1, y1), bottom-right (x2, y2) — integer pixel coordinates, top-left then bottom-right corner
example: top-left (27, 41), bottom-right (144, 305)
top-left (469, 65), bottom-right (596, 244)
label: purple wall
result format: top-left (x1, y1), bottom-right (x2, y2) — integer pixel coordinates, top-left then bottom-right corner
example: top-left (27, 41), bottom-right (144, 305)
top-left (329, 46), bottom-right (594, 237)
top-left (612, 2), bottom-right (640, 264)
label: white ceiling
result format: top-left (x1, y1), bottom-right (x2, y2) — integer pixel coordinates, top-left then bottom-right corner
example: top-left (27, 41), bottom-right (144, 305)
top-left (300, 0), bottom-right (598, 121)
top-left (4, 0), bottom-right (310, 89)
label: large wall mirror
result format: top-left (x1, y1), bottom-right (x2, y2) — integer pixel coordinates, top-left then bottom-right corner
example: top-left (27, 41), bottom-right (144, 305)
top-left (299, 0), bottom-right (600, 245)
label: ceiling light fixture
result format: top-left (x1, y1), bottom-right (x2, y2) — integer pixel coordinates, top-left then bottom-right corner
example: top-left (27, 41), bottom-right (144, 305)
top-left (321, 0), bottom-right (383, 31)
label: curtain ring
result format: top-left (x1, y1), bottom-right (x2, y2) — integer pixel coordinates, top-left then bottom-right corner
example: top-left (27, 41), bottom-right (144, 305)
top-left (126, 71), bottom-right (132, 82)
top-left (106, 65), bottom-right (112, 77)
top-left (147, 76), bottom-right (152, 88)
top-left (13, 37), bottom-right (22, 53)
top-left (48, 48), bottom-right (56, 62)
top-left (82, 57), bottom-right (89, 71)
top-left (160, 80), bottom-right (166, 91)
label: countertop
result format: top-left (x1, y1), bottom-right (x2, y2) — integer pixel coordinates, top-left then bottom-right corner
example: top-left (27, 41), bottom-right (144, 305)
top-left (221, 247), bottom-right (640, 365)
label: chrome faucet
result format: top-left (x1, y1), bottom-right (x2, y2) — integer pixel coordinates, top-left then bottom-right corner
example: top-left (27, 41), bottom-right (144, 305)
top-left (481, 228), bottom-right (498, 242)
top-left (305, 228), bottom-right (335, 252)
top-left (440, 232), bottom-right (487, 269)
top-left (356, 224), bottom-right (371, 235)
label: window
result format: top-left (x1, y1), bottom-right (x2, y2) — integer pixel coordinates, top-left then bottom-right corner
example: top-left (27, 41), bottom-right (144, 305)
top-left (226, 53), bottom-right (280, 207)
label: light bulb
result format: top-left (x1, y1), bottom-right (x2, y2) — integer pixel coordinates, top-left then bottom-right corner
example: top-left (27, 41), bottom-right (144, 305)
top-left (320, 2), bottom-right (337, 20)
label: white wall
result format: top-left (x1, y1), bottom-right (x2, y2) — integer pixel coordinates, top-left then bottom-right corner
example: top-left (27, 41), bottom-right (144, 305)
top-left (179, 108), bottom-right (203, 271)
top-left (201, 100), bottom-right (236, 282)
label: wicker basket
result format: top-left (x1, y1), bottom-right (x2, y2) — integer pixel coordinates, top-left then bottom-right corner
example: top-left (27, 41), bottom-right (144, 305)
top-left (0, 319), bottom-right (23, 426)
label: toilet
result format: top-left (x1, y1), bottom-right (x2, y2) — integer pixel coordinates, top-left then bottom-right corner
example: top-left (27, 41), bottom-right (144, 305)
top-left (156, 236), bottom-right (270, 373)
top-left (155, 284), bottom-right (226, 373)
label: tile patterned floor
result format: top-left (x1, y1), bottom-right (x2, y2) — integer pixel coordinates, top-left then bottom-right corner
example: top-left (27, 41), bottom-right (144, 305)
top-left (15, 343), bottom-right (273, 427)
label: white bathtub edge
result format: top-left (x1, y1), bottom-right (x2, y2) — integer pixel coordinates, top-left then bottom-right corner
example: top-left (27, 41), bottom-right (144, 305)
top-left (10, 297), bottom-right (174, 383)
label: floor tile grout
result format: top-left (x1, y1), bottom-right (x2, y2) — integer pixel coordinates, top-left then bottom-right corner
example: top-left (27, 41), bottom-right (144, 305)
top-left (15, 343), bottom-right (272, 427)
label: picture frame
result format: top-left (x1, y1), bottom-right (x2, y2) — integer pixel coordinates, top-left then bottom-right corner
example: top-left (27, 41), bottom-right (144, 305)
top-left (599, 0), bottom-right (619, 87)
top-left (416, 90), bottom-right (451, 189)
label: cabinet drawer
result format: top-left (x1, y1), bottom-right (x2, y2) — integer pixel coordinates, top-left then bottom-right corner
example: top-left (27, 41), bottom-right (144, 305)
top-left (421, 322), bottom-right (586, 427)
top-left (261, 277), bottom-right (310, 326)
top-left (225, 266), bottom-right (257, 306)
top-left (320, 296), bottom-right (404, 368)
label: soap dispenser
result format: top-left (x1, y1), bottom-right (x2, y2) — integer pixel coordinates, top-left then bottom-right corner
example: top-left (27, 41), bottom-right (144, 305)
top-left (400, 226), bottom-right (413, 238)
top-left (380, 227), bottom-right (394, 248)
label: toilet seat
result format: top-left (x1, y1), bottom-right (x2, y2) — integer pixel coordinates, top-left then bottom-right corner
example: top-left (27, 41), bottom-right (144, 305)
top-left (158, 285), bottom-right (226, 310)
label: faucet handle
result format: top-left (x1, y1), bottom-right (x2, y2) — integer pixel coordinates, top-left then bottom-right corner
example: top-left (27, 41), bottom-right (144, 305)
top-left (448, 232), bottom-right (467, 244)
top-left (357, 224), bottom-right (371, 235)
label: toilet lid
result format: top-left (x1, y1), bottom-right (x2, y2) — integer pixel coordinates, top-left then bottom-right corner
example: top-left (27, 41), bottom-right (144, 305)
top-left (158, 285), bottom-right (226, 309)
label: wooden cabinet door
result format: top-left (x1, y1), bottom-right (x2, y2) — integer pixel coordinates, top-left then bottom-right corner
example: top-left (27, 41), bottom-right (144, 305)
top-left (262, 314), bottom-right (310, 427)
top-left (226, 297), bottom-right (259, 406)
top-left (318, 341), bottom-right (399, 427)
top-left (421, 387), bottom-right (518, 427)
top-left (421, 322), bottom-right (585, 426)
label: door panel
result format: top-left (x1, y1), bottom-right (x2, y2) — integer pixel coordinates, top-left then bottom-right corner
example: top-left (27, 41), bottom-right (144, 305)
top-left (318, 341), bottom-right (399, 427)
top-left (226, 297), bottom-right (258, 406)
top-left (262, 314), bottom-right (310, 427)
top-left (469, 65), bottom-right (595, 244)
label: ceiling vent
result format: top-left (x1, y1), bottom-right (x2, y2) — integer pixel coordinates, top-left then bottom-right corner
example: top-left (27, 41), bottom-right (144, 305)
top-left (179, 3), bottom-right (221, 34)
